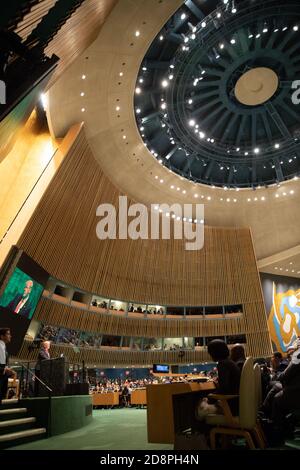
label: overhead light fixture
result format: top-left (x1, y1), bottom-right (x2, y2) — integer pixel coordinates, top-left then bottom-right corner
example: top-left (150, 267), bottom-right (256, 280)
top-left (135, 31), bottom-right (140, 37)
top-left (181, 13), bottom-right (186, 20)
top-left (162, 80), bottom-right (169, 88)
top-left (82, 74), bottom-right (86, 80)
top-left (159, 35), bottom-right (164, 41)
top-left (135, 87), bottom-right (141, 94)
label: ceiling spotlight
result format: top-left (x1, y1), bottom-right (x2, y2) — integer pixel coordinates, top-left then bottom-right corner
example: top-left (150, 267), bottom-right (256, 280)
top-left (181, 13), bottom-right (186, 20)
top-left (161, 103), bottom-right (167, 110)
top-left (82, 74), bottom-right (86, 80)
top-left (142, 67), bottom-right (147, 71)
top-left (140, 126), bottom-right (144, 131)
top-left (119, 72), bottom-right (124, 77)
top-left (135, 31), bottom-right (140, 37)
top-left (191, 33), bottom-right (196, 40)
top-left (256, 33), bottom-right (261, 38)
top-left (162, 80), bottom-right (169, 88)
top-left (159, 35), bottom-right (164, 40)
top-left (136, 108), bottom-right (141, 114)
top-left (293, 25), bottom-right (299, 31)
top-left (116, 106), bottom-right (120, 111)
top-left (188, 99), bottom-right (193, 104)
top-left (263, 28), bottom-right (268, 33)
top-left (282, 26), bottom-right (288, 31)
top-left (135, 87), bottom-right (141, 94)
top-left (139, 78), bottom-right (144, 83)
top-left (249, 34), bottom-right (254, 38)
top-left (81, 108), bottom-right (85, 112)
top-left (231, 39), bottom-right (236, 44)
top-left (169, 74), bottom-right (174, 80)
top-left (244, 152), bottom-right (249, 156)
top-left (254, 148), bottom-right (260, 154)
top-left (274, 143), bottom-right (280, 149)
top-left (80, 92), bottom-right (85, 97)
top-left (189, 119), bottom-right (195, 127)
top-left (220, 43), bottom-right (224, 49)
top-left (201, 22), bottom-right (206, 28)
top-left (217, 12), bottom-right (221, 18)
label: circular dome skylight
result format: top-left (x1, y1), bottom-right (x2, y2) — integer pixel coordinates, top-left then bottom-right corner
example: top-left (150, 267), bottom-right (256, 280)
top-left (134, 0), bottom-right (300, 189)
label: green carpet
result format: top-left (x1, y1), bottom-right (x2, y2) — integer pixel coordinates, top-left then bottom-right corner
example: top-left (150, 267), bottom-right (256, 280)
top-left (9, 409), bottom-right (173, 451)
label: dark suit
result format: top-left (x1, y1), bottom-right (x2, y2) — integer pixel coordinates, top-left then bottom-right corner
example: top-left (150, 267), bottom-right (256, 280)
top-left (6, 294), bottom-right (33, 319)
top-left (0, 348), bottom-right (9, 402)
top-left (35, 348), bottom-right (50, 396)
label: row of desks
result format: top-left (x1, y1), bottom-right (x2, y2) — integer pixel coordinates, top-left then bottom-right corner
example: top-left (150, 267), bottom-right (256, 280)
top-left (92, 389), bottom-right (147, 406)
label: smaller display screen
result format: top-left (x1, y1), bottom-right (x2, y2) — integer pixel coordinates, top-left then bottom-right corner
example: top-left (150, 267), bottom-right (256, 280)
top-left (153, 364), bottom-right (170, 373)
top-left (0, 267), bottom-right (44, 320)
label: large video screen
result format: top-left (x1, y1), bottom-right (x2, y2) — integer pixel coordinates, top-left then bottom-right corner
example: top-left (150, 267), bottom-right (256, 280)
top-left (0, 267), bottom-right (44, 320)
top-left (0, 249), bottom-right (49, 355)
top-left (153, 364), bottom-right (170, 373)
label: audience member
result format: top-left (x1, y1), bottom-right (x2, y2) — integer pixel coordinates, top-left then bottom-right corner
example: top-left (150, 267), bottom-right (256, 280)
top-left (230, 343), bottom-right (246, 371)
top-left (207, 339), bottom-right (241, 415)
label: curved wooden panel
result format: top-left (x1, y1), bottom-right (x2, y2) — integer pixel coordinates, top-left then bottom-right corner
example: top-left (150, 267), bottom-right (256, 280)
top-left (34, 296), bottom-right (260, 340)
top-left (45, 0), bottom-right (117, 88)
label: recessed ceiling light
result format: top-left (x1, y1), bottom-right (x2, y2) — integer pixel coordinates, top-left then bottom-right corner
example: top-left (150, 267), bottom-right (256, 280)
top-left (123, 135), bottom-right (126, 139)
top-left (231, 39), bottom-right (236, 44)
top-left (201, 22), bottom-right (206, 28)
top-left (81, 108), bottom-right (85, 112)
top-left (80, 92), bottom-right (85, 97)
top-left (181, 13), bottom-right (186, 20)
top-left (116, 106), bottom-right (120, 111)
top-left (161, 103), bottom-right (167, 110)
top-left (189, 119), bottom-right (195, 127)
top-left (135, 87), bottom-right (141, 94)
top-left (159, 35), bottom-right (164, 41)
top-left (136, 108), bottom-right (141, 114)
top-left (119, 72), bottom-right (123, 76)
top-left (274, 143), bottom-right (280, 149)
top-left (293, 25), bottom-right (299, 31)
top-left (135, 31), bottom-right (140, 37)
top-left (82, 75), bottom-right (86, 80)
top-left (254, 147), bottom-right (260, 154)
top-left (162, 80), bottom-right (169, 88)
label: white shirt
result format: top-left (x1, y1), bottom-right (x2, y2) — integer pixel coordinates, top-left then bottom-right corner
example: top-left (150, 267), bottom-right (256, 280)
top-left (0, 340), bottom-right (6, 365)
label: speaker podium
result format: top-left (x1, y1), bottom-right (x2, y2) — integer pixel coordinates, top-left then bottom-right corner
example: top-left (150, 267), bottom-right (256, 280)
top-left (39, 357), bottom-right (69, 396)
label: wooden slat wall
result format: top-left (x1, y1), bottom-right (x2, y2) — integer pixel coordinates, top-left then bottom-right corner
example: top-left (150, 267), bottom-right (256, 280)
top-left (17, 127), bottom-right (273, 360)
top-left (34, 297), bottom-right (259, 340)
top-left (15, 0), bottom-right (58, 42)
top-left (44, 0), bottom-right (117, 89)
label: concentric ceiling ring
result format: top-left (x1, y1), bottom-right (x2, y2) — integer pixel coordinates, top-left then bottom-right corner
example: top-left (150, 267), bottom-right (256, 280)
top-left (134, 0), bottom-right (300, 189)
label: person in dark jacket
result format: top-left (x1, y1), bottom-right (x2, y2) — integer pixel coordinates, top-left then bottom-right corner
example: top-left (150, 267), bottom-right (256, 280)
top-left (34, 341), bottom-right (51, 396)
top-left (230, 344), bottom-right (246, 371)
top-left (207, 339), bottom-right (241, 415)
top-left (271, 340), bottom-right (300, 426)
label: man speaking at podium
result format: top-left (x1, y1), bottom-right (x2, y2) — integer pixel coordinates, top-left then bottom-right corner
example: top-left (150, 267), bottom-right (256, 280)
top-left (35, 341), bottom-right (51, 395)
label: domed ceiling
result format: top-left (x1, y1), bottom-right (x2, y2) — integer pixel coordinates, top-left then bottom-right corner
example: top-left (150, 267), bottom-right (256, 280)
top-left (134, 0), bottom-right (300, 188)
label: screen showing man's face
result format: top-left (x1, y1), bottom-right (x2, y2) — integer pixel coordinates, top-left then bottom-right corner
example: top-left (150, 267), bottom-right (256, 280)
top-left (0, 268), bottom-right (43, 320)
top-left (23, 281), bottom-right (33, 298)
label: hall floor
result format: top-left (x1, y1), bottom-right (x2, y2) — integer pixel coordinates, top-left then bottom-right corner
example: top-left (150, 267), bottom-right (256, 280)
top-left (8, 409), bottom-right (173, 451)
